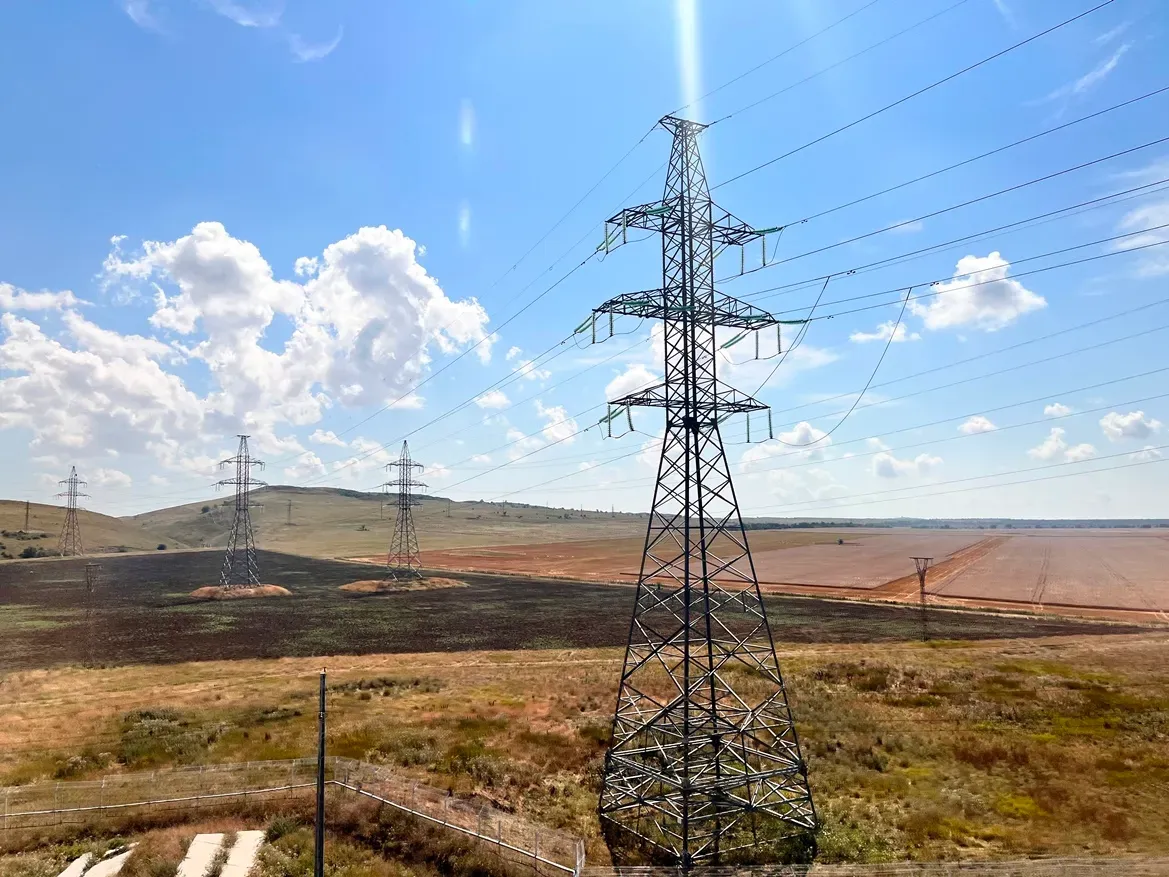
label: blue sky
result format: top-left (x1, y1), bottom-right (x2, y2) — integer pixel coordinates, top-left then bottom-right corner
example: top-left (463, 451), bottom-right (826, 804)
top-left (2, 0), bottom-right (1168, 519)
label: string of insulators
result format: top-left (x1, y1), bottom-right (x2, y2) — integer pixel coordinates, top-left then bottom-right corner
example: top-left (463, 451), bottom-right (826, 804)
top-left (768, 410), bottom-right (774, 441)
top-left (626, 405), bottom-right (633, 433)
top-left (719, 330), bottom-right (750, 350)
top-left (746, 412), bottom-right (750, 444)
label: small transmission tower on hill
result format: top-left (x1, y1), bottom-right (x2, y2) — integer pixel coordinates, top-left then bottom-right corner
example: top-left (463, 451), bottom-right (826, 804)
top-left (593, 116), bottom-right (816, 867)
top-left (57, 466), bottom-right (88, 557)
top-left (381, 440), bottom-right (426, 579)
top-left (216, 435), bottom-right (266, 588)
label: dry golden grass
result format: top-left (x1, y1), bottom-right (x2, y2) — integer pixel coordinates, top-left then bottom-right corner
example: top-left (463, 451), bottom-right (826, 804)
top-left (0, 501), bottom-right (182, 557)
top-left (188, 585), bottom-right (292, 600)
top-left (2, 634), bottom-right (1168, 863)
top-left (128, 486), bottom-right (647, 557)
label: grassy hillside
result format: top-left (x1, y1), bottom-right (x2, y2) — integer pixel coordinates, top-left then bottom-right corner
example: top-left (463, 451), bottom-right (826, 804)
top-left (127, 485), bottom-right (648, 557)
top-left (0, 500), bottom-right (184, 557)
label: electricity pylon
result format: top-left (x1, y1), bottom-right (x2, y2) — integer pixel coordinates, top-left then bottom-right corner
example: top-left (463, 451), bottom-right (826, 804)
top-left (594, 116), bottom-right (816, 867)
top-left (912, 556), bottom-right (933, 642)
top-left (216, 435), bottom-right (266, 588)
top-left (57, 467), bottom-right (88, 557)
top-left (380, 441), bottom-right (426, 579)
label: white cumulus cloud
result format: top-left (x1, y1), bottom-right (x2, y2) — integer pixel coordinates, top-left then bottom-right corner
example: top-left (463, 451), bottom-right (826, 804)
top-left (605, 363), bottom-right (659, 401)
top-left (0, 283), bottom-right (81, 311)
top-left (958, 415), bottom-right (997, 435)
top-left (309, 429), bottom-right (347, 447)
top-left (872, 451), bottom-right (942, 478)
top-left (849, 320), bottom-right (920, 344)
top-left (535, 400), bottom-right (578, 444)
top-left (90, 467), bottom-right (132, 488)
top-left (1100, 410), bottom-right (1162, 442)
top-left (1028, 427), bottom-right (1097, 462)
top-left (475, 390), bottom-right (511, 409)
top-left (1044, 402), bottom-right (1072, 417)
top-left (1131, 446), bottom-right (1163, 462)
top-left (910, 252), bottom-right (1045, 331)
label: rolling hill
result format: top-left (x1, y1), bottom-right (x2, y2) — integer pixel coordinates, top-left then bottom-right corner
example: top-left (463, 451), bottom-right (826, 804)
top-left (0, 500), bottom-right (186, 557)
top-left (126, 485), bottom-right (648, 558)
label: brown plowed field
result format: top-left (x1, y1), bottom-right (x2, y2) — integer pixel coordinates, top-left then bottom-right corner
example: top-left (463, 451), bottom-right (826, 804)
top-left (408, 529), bottom-right (986, 590)
top-left (934, 533), bottom-right (1169, 614)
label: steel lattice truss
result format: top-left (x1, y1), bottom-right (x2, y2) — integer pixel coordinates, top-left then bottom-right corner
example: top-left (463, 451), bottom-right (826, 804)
top-left (382, 440), bottom-right (427, 579)
top-left (595, 116), bottom-right (816, 868)
top-left (217, 435), bottom-right (266, 588)
top-left (56, 466), bottom-right (88, 557)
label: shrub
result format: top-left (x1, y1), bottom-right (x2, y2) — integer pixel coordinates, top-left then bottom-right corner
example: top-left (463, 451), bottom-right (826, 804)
top-left (200, 506), bottom-right (211, 514)
top-left (157, 544), bottom-right (167, 550)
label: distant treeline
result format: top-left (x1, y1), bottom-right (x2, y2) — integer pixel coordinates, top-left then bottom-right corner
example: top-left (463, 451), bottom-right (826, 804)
top-left (743, 519), bottom-right (1169, 530)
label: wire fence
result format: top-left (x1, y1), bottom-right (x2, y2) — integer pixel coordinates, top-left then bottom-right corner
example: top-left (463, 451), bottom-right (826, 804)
top-left (334, 757), bottom-right (585, 875)
top-left (0, 758), bottom-right (585, 875)
top-left (583, 861), bottom-right (1169, 876)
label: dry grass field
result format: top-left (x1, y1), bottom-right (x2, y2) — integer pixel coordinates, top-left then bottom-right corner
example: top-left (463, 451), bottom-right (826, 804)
top-left (0, 501), bottom-right (182, 556)
top-left (2, 635), bottom-right (1168, 864)
top-left (129, 486), bottom-right (647, 557)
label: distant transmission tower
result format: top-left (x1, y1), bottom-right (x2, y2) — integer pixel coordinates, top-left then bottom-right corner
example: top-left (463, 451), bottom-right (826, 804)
top-left (912, 556), bottom-right (933, 642)
top-left (57, 467), bottom-right (88, 557)
top-left (216, 435), bottom-right (266, 588)
top-left (381, 441), bottom-right (426, 579)
top-left (593, 116), bottom-right (816, 867)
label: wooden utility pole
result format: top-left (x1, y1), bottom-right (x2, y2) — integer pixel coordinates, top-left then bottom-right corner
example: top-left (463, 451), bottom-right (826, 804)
top-left (315, 669), bottom-right (326, 877)
top-left (287, 500), bottom-right (293, 525)
top-left (24, 500), bottom-right (30, 531)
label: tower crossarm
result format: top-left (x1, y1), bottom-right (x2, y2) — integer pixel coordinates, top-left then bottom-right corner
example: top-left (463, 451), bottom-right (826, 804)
top-left (604, 203), bottom-right (768, 250)
top-left (595, 290), bottom-right (801, 331)
top-left (610, 380), bottom-right (768, 414)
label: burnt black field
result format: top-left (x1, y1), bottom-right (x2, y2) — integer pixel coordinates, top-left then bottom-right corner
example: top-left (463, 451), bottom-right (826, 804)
top-left (0, 550), bottom-right (1149, 670)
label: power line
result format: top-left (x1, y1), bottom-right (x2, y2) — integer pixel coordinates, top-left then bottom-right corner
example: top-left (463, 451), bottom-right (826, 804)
top-left (497, 360), bottom-right (1169, 500)
top-left (736, 177), bottom-right (1169, 300)
top-left (712, 0), bottom-right (1116, 190)
top-left (733, 134), bottom-right (1169, 284)
top-left (709, 0), bottom-right (975, 125)
top-left (759, 226), bottom-right (1169, 319)
top-left (737, 83), bottom-right (1169, 239)
top-left (673, 0), bottom-right (893, 116)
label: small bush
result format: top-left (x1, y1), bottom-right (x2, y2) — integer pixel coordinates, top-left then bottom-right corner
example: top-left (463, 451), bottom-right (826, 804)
top-left (266, 815), bottom-right (301, 843)
top-left (156, 544), bottom-right (167, 551)
top-left (200, 506), bottom-right (211, 514)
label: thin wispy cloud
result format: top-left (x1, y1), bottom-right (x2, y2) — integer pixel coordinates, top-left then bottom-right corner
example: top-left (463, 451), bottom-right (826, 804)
top-left (992, 0), bottom-right (1016, 29)
top-left (1040, 42), bottom-right (1131, 105)
top-left (206, 0), bottom-right (283, 28)
top-left (289, 27), bottom-right (343, 62)
top-left (1095, 21), bottom-right (1130, 45)
top-left (122, 0), bottom-right (163, 31)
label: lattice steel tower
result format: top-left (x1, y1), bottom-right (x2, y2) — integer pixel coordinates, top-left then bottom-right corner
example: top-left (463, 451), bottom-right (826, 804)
top-left (57, 466), bottom-right (88, 557)
top-left (217, 435), bottom-right (266, 588)
top-left (594, 116), bottom-right (816, 867)
top-left (381, 440), bottom-right (427, 579)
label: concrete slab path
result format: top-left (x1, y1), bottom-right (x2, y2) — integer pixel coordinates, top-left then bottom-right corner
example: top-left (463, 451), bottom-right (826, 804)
top-left (176, 833), bottom-right (225, 877)
top-left (85, 847), bottom-right (136, 877)
top-left (56, 853), bottom-right (92, 877)
top-left (220, 830), bottom-right (265, 877)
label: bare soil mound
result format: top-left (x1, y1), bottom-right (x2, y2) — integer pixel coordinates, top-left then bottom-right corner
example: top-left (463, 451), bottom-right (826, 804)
top-left (339, 577), bottom-right (466, 594)
top-left (189, 584), bottom-right (292, 600)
